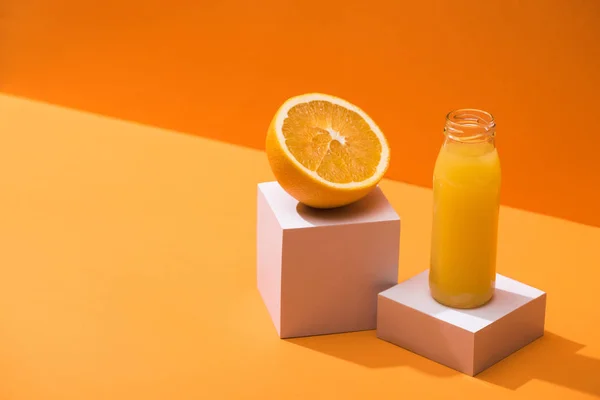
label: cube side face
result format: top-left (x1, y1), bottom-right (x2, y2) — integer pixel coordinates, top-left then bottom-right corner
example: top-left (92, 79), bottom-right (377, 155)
top-left (280, 220), bottom-right (400, 338)
top-left (473, 293), bottom-right (546, 375)
top-left (377, 294), bottom-right (475, 375)
top-left (256, 187), bottom-right (284, 336)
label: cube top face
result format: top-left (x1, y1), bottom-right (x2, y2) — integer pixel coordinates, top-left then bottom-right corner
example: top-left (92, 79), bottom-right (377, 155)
top-left (379, 271), bottom-right (545, 333)
top-left (257, 181), bottom-right (399, 230)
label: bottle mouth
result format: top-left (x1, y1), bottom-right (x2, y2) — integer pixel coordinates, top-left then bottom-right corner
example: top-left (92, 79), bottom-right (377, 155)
top-left (445, 109), bottom-right (496, 143)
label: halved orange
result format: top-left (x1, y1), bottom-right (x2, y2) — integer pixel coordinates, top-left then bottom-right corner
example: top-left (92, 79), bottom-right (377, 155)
top-left (266, 93), bottom-right (390, 208)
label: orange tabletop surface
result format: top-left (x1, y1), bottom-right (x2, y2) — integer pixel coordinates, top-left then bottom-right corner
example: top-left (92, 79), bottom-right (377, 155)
top-left (1, 94), bottom-right (599, 399)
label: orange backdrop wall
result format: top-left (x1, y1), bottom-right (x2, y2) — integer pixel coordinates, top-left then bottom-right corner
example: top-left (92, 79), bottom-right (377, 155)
top-left (3, 0), bottom-right (599, 226)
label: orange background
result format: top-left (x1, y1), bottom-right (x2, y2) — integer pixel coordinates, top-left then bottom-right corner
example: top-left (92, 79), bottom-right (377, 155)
top-left (3, 0), bottom-right (600, 226)
top-left (2, 2), bottom-right (600, 399)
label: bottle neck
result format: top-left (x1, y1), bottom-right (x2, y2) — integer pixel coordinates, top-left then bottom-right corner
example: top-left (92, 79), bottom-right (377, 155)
top-left (444, 109), bottom-right (496, 147)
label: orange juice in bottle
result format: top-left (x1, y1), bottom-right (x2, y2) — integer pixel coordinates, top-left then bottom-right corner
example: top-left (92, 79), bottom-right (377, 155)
top-left (429, 109), bottom-right (501, 308)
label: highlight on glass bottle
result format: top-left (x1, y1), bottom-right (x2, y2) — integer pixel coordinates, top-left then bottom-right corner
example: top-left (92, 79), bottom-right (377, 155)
top-left (429, 109), bottom-right (501, 309)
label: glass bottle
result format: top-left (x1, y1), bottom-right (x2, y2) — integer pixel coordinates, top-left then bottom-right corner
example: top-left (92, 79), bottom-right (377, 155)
top-left (429, 109), bottom-right (501, 309)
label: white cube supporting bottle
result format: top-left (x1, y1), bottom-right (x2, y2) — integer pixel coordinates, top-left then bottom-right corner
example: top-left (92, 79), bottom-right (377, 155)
top-left (377, 271), bottom-right (546, 376)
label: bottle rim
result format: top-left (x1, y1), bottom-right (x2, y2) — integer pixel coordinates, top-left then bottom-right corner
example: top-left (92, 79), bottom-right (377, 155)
top-left (445, 109), bottom-right (496, 143)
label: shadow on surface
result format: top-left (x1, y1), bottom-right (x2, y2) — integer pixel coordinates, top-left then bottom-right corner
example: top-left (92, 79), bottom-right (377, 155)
top-left (295, 187), bottom-right (387, 226)
top-left (286, 330), bottom-right (457, 377)
top-left (478, 331), bottom-right (600, 397)
top-left (448, 287), bottom-right (535, 322)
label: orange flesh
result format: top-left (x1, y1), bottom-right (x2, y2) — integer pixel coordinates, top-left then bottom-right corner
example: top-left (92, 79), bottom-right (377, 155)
top-left (281, 100), bottom-right (382, 184)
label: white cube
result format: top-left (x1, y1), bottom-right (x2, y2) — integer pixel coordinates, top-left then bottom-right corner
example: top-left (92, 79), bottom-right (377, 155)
top-left (377, 270), bottom-right (546, 375)
top-left (257, 181), bottom-right (400, 338)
